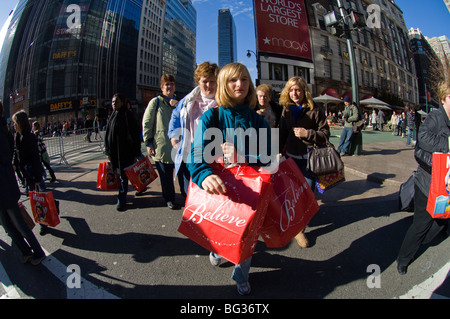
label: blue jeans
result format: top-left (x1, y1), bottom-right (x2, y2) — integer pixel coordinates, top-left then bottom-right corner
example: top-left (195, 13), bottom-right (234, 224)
top-left (337, 126), bottom-right (354, 155)
top-left (0, 204), bottom-right (45, 258)
top-left (211, 252), bottom-right (252, 283)
top-left (406, 128), bottom-right (414, 145)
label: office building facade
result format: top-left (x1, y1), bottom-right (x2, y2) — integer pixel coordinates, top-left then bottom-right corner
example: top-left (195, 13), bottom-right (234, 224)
top-left (409, 29), bottom-right (445, 109)
top-left (426, 35), bottom-right (450, 82)
top-left (445, 0), bottom-right (450, 13)
top-left (162, 0), bottom-right (197, 97)
top-left (0, 0), bottom-right (197, 123)
top-left (218, 9), bottom-right (237, 68)
top-left (0, 0), bottom-right (143, 123)
top-left (136, 0), bottom-right (166, 110)
top-left (308, 0), bottom-right (418, 106)
top-left (254, 0), bottom-right (419, 109)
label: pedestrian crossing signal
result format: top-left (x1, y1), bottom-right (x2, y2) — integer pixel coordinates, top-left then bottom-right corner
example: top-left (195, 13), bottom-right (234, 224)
top-left (351, 11), bottom-right (366, 28)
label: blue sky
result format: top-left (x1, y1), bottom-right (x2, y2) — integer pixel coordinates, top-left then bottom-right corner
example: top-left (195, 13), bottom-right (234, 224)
top-left (1, 0), bottom-right (449, 82)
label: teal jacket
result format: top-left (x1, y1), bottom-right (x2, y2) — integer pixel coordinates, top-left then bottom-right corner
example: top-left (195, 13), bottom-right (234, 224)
top-left (187, 104), bottom-right (271, 188)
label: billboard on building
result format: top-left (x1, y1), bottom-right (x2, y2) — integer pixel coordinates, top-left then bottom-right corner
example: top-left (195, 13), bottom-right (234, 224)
top-left (253, 0), bottom-right (312, 61)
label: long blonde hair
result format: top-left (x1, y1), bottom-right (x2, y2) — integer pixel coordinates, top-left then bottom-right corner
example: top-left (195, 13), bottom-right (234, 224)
top-left (215, 62), bottom-right (257, 109)
top-left (438, 81), bottom-right (450, 103)
top-left (279, 76), bottom-right (314, 110)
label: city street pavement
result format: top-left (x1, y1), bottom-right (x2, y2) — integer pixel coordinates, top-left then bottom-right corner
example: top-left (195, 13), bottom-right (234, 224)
top-left (1, 128), bottom-right (449, 303)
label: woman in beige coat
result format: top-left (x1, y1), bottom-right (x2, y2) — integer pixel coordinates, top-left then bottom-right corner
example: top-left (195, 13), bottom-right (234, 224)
top-left (142, 74), bottom-right (179, 209)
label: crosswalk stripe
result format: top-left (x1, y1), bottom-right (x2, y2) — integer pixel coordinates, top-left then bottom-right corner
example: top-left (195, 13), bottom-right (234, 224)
top-left (41, 248), bottom-right (120, 299)
top-left (399, 261), bottom-right (450, 299)
top-left (0, 254), bottom-right (21, 299)
top-left (0, 247), bottom-right (119, 299)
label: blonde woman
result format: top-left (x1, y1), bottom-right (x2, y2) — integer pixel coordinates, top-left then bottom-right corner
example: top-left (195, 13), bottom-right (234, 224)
top-left (278, 76), bottom-right (330, 247)
top-left (187, 62), bottom-right (271, 295)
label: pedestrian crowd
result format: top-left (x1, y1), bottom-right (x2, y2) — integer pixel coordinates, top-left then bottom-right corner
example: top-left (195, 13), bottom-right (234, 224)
top-left (0, 62), bottom-right (449, 296)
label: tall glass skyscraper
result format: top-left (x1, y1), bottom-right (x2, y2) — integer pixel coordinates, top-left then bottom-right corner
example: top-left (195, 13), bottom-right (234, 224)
top-left (0, 0), bottom-right (142, 122)
top-left (163, 0), bottom-right (196, 96)
top-left (218, 9), bottom-right (236, 69)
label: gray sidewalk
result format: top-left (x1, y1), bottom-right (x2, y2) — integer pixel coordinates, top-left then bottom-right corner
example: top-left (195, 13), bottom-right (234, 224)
top-left (327, 128), bottom-right (416, 187)
top-left (340, 139), bottom-right (416, 187)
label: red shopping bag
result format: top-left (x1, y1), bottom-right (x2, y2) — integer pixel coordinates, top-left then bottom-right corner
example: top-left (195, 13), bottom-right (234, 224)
top-left (97, 162), bottom-right (120, 190)
top-left (29, 190), bottom-right (60, 227)
top-left (261, 158), bottom-right (320, 248)
top-left (124, 156), bottom-right (158, 192)
top-left (178, 164), bottom-right (272, 265)
top-left (427, 153), bottom-right (450, 219)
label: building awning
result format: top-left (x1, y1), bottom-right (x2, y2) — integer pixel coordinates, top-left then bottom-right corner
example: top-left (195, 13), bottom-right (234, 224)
top-left (321, 88), bottom-right (340, 99)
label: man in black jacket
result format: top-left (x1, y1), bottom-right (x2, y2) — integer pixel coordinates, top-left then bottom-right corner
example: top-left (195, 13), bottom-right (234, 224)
top-left (397, 82), bottom-right (450, 275)
top-left (104, 93), bottom-right (143, 211)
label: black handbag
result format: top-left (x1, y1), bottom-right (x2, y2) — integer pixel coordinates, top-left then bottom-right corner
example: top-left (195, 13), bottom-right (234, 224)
top-left (399, 171), bottom-right (416, 212)
top-left (307, 142), bottom-right (344, 176)
top-left (414, 145), bottom-right (432, 174)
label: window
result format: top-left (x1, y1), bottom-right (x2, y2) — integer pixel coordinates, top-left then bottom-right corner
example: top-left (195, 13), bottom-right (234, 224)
top-left (323, 59), bottom-right (332, 79)
top-left (294, 66), bottom-right (310, 83)
top-left (269, 63), bottom-right (288, 81)
top-left (344, 64), bottom-right (351, 82)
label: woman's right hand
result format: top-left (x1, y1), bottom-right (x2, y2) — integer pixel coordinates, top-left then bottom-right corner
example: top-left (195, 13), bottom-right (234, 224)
top-left (147, 145), bottom-right (155, 156)
top-left (201, 174), bottom-right (227, 195)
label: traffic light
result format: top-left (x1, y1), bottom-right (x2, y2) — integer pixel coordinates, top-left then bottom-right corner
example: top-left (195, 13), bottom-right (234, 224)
top-left (350, 11), bottom-right (366, 28)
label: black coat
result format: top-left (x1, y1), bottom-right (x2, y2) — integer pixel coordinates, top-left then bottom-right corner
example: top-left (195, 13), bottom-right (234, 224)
top-left (13, 130), bottom-right (43, 185)
top-left (0, 121), bottom-right (20, 210)
top-left (105, 107), bottom-right (142, 171)
top-left (414, 105), bottom-right (450, 196)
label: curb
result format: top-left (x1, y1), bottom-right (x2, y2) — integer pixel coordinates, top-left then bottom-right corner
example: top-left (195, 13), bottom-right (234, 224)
top-left (344, 166), bottom-right (402, 188)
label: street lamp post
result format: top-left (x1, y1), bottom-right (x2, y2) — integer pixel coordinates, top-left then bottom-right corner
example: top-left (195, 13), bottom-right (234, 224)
top-left (325, 0), bottom-right (366, 106)
top-left (246, 49), bottom-right (260, 86)
top-left (336, 0), bottom-right (359, 106)
top-left (324, 1), bottom-right (367, 155)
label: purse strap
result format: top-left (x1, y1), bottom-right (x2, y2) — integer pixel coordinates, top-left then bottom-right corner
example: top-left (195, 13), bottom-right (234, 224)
top-left (311, 138), bottom-right (335, 150)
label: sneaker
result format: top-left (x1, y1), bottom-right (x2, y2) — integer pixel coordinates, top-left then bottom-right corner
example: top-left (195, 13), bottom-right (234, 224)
top-left (30, 254), bottom-right (46, 266)
top-left (209, 252), bottom-right (222, 266)
top-left (167, 202), bottom-right (179, 210)
top-left (236, 281), bottom-right (251, 296)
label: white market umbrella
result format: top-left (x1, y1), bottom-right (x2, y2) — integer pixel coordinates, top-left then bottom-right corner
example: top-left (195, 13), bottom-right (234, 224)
top-left (359, 97), bottom-right (391, 110)
top-left (314, 94), bottom-right (343, 114)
